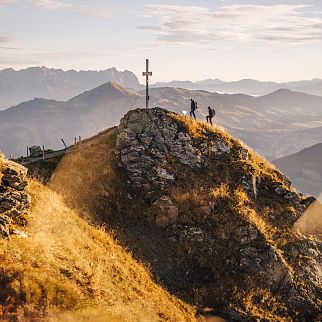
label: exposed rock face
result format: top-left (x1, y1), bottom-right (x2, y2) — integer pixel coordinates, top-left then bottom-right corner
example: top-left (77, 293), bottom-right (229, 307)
top-left (116, 108), bottom-right (321, 321)
top-left (116, 109), bottom-right (200, 194)
top-left (0, 153), bottom-right (30, 237)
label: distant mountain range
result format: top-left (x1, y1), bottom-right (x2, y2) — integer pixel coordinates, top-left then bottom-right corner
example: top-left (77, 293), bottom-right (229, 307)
top-left (0, 66), bottom-right (140, 109)
top-left (2, 82), bottom-right (322, 159)
top-left (274, 143), bottom-right (322, 197)
top-left (1, 66), bottom-right (322, 110)
top-left (152, 78), bottom-right (322, 97)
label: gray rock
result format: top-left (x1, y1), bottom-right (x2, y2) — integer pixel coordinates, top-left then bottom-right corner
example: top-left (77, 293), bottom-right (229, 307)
top-left (28, 145), bottom-right (42, 158)
top-left (156, 167), bottom-right (175, 180)
top-left (0, 156), bottom-right (30, 238)
top-left (116, 108), bottom-right (206, 197)
top-left (235, 225), bottom-right (258, 244)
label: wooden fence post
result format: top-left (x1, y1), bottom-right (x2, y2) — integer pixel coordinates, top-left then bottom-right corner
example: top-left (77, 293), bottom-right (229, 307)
top-left (61, 138), bottom-right (67, 149)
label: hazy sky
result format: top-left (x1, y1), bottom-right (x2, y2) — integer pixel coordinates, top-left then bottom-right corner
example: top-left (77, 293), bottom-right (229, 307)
top-left (1, 0), bottom-right (322, 82)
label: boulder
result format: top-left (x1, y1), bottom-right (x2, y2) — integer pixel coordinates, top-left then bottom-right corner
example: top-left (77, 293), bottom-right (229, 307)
top-left (0, 154), bottom-right (30, 237)
top-left (116, 109), bottom-right (203, 199)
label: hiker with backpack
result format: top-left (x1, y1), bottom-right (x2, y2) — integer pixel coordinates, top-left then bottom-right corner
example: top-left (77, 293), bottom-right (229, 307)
top-left (190, 98), bottom-right (197, 120)
top-left (206, 106), bottom-right (215, 125)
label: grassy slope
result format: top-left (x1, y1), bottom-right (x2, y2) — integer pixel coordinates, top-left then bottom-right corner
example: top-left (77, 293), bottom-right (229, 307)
top-left (47, 114), bottom-right (321, 321)
top-left (0, 180), bottom-right (196, 321)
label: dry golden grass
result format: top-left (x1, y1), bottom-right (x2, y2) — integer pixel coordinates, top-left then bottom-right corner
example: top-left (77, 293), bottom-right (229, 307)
top-left (234, 188), bottom-right (277, 242)
top-left (0, 180), bottom-right (196, 321)
top-left (210, 184), bottom-right (230, 199)
top-left (49, 127), bottom-right (121, 223)
top-left (14, 112), bottom-right (318, 321)
top-left (170, 114), bottom-right (233, 144)
top-left (237, 289), bottom-right (291, 322)
top-left (170, 114), bottom-right (288, 188)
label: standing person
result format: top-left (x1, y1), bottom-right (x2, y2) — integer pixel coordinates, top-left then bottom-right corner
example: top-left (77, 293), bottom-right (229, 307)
top-left (190, 99), bottom-right (196, 120)
top-left (206, 106), bottom-right (215, 125)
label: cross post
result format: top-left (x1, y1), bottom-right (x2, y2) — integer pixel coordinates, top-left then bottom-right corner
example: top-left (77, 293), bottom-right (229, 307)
top-left (142, 59), bottom-right (152, 109)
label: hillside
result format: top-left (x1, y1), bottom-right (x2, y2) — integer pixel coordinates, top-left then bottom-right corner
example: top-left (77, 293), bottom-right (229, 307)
top-left (152, 78), bottom-right (322, 96)
top-left (274, 143), bottom-right (322, 197)
top-left (0, 67), bottom-right (140, 110)
top-left (26, 108), bottom-right (321, 321)
top-left (0, 152), bottom-right (196, 321)
top-left (2, 67), bottom-right (322, 110)
top-left (2, 83), bottom-right (322, 159)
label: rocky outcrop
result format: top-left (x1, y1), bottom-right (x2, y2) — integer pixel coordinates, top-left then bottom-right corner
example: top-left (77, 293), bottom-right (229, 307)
top-left (116, 108), bottom-right (203, 199)
top-left (116, 108), bottom-right (243, 201)
top-left (115, 108), bottom-right (321, 321)
top-left (0, 153), bottom-right (30, 237)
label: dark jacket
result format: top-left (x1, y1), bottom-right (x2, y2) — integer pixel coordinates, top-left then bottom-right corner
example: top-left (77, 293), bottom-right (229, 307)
top-left (208, 108), bottom-right (215, 118)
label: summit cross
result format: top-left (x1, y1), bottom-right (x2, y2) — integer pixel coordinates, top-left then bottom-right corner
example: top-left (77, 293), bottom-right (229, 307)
top-left (142, 59), bottom-right (152, 109)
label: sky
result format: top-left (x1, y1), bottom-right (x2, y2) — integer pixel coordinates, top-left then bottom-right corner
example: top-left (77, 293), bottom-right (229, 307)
top-left (1, 0), bottom-right (322, 82)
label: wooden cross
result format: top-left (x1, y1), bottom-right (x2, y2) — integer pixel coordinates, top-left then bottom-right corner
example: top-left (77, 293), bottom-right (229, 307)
top-left (142, 59), bottom-right (152, 109)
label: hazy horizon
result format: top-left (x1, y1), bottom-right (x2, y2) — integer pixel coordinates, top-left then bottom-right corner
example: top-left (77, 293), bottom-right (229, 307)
top-left (1, 0), bottom-right (322, 83)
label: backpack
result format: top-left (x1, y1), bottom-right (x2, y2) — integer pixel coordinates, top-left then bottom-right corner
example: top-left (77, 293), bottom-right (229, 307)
top-left (209, 108), bottom-right (215, 117)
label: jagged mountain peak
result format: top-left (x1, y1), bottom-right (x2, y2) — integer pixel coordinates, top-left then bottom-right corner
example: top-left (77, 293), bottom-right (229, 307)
top-left (0, 66), bottom-right (141, 109)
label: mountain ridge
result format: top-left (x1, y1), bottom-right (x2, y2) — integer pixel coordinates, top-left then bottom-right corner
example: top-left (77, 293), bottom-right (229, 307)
top-left (1, 107), bottom-right (321, 321)
top-left (152, 78), bottom-right (322, 96)
top-left (30, 107), bottom-right (321, 321)
top-left (3, 82), bottom-right (322, 159)
top-left (274, 143), bottom-right (322, 197)
top-left (0, 66), bottom-right (140, 109)
top-left (1, 66), bottom-right (322, 110)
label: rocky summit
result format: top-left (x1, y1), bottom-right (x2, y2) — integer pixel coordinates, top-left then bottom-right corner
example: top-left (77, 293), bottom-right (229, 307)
top-left (23, 107), bottom-right (321, 321)
top-left (0, 152), bottom-right (30, 237)
top-left (114, 108), bottom-right (321, 321)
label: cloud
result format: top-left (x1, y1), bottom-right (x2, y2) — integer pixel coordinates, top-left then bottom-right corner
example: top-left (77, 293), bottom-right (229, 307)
top-left (0, 49), bottom-right (130, 67)
top-left (0, 35), bottom-right (19, 49)
top-left (29, 0), bottom-right (70, 10)
top-left (27, 0), bottom-right (121, 18)
top-left (69, 5), bottom-right (121, 19)
top-left (139, 4), bottom-right (322, 45)
top-left (0, 0), bottom-right (16, 9)
top-left (0, 35), bottom-right (10, 43)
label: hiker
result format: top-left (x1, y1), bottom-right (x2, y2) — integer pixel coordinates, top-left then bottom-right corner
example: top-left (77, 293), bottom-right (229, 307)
top-left (206, 106), bottom-right (215, 125)
top-left (190, 99), bottom-right (197, 120)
